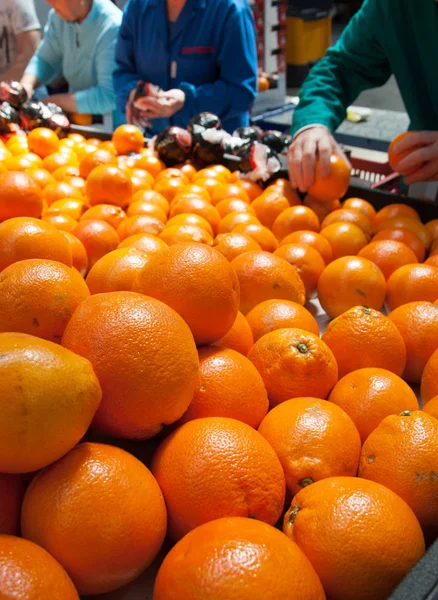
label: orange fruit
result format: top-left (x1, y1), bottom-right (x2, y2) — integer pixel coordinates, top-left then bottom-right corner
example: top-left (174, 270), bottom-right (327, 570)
top-left (231, 251), bottom-right (306, 314)
top-left (374, 216), bottom-right (432, 249)
top-left (59, 230), bottom-right (88, 276)
top-left (117, 214), bottom-right (164, 240)
top-left (180, 347), bottom-right (268, 428)
top-left (0, 259), bottom-right (90, 343)
top-left (420, 348), bottom-right (438, 403)
top-left (86, 165), bottom-right (133, 208)
top-left (216, 197), bottom-right (255, 218)
top-left (177, 162), bottom-right (197, 181)
top-left (251, 190), bottom-right (290, 229)
top-left (48, 198), bottom-right (88, 220)
top-left (259, 398), bottom-right (360, 494)
top-left (248, 328), bottom-right (338, 405)
top-left (212, 231), bottom-right (261, 261)
top-left (425, 254), bottom-right (438, 268)
top-left (283, 477), bottom-right (425, 600)
top-left (22, 442), bottom-right (166, 595)
top-left (423, 396), bottom-right (438, 420)
top-left (218, 211), bottom-right (261, 234)
top-left (320, 222), bottom-right (368, 259)
top-left (73, 219), bottom-right (120, 268)
top-left (0, 474), bottom-right (24, 535)
top-left (303, 195), bottom-right (341, 223)
top-left (209, 183), bottom-right (250, 205)
top-left (307, 154), bottom-right (350, 202)
top-left (358, 239), bottom-right (417, 279)
top-left (68, 132), bottom-right (86, 143)
top-left (154, 176), bottom-right (186, 202)
top-left (215, 310), bottom-right (254, 356)
top-left (134, 154), bottom-right (165, 178)
top-left (154, 516), bottom-right (325, 600)
top-left (0, 535), bottom-right (79, 599)
top-left (372, 227), bottom-right (425, 262)
top-left (170, 197), bottom-right (221, 233)
top-left (272, 206), bottom-right (320, 241)
top-left (174, 184), bottom-right (211, 204)
top-left (130, 189), bottom-right (169, 213)
top-left (270, 179), bottom-right (301, 205)
top-left (359, 410), bottom-right (438, 538)
top-left (160, 224), bottom-right (214, 246)
top-left (388, 132), bottom-right (421, 175)
top-left (322, 306), bottom-right (406, 377)
top-left (239, 179), bottom-right (263, 201)
top-left (246, 299), bottom-right (319, 341)
top-left (62, 292), bottom-right (198, 438)
top-left (78, 148), bottom-right (116, 179)
top-left (329, 368), bottom-right (419, 443)
top-left (67, 176), bottom-right (86, 195)
top-left (274, 243), bottom-right (325, 298)
top-left (42, 151), bottom-right (78, 173)
top-left (41, 212), bottom-right (79, 232)
top-left (44, 180), bottom-right (82, 206)
top-left (321, 208), bottom-right (373, 239)
top-left (52, 165), bottom-right (80, 181)
top-left (27, 127), bottom-right (60, 158)
top-left (210, 164), bottom-right (233, 181)
top-left (373, 203), bottom-right (420, 230)
top-left (5, 153), bottom-right (43, 171)
top-left (425, 218), bottom-right (438, 241)
top-left (156, 167), bottom-right (189, 184)
top-left (280, 229), bottom-right (333, 264)
top-left (85, 247), bottom-right (150, 294)
top-left (135, 243), bottom-right (239, 345)
top-left (388, 301), bottom-right (438, 382)
top-left (342, 197), bottom-right (376, 220)
top-left (151, 417), bottom-right (285, 541)
top-left (130, 169), bottom-right (154, 194)
top-left (117, 232), bottom-right (168, 255)
top-left (0, 217), bottom-right (72, 271)
top-left (26, 167), bottom-right (56, 190)
top-left (0, 332), bottom-right (101, 473)
top-left (0, 171), bottom-right (43, 221)
top-left (317, 256), bottom-right (386, 318)
top-left (193, 167), bottom-right (227, 183)
top-left (386, 264), bottom-right (438, 310)
top-left (164, 212), bottom-right (213, 235)
top-left (73, 142), bottom-right (100, 162)
top-left (80, 203), bottom-right (126, 230)
top-left (125, 200), bottom-right (167, 222)
top-left (112, 123), bottom-right (144, 155)
top-left (232, 223), bottom-right (279, 252)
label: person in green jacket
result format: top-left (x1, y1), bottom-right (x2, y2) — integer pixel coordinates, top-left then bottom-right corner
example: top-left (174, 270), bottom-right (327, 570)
top-left (288, 0), bottom-right (438, 192)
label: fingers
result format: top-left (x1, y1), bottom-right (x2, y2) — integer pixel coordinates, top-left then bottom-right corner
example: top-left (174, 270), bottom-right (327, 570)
top-left (288, 141), bottom-right (305, 192)
top-left (301, 137), bottom-right (317, 190)
top-left (393, 130), bottom-right (437, 153)
top-left (316, 135), bottom-right (333, 178)
top-left (397, 145), bottom-right (437, 174)
top-left (404, 160), bottom-right (438, 184)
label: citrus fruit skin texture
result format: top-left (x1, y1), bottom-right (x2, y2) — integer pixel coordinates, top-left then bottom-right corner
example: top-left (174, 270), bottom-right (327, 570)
top-left (246, 299), bottom-right (320, 341)
top-left (215, 310), bottom-right (254, 356)
top-left (248, 328), bottom-right (338, 406)
top-left (0, 171), bottom-right (43, 221)
top-left (62, 291), bottom-right (199, 439)
top-left (329, 368), bottom-right (419, 443)
top-left (0, 259), bottom-right (90, 343)
top-left (283, 477), bottom-right (425, 600)
top-left (0, 535), bottom-right (79, 600)
top-left (134, 243), bottom-right (240, 345)
top-left (308, 154), bottom-right (350, 203)
top-left (154, 517), bottom-right (326, 600)
top-left (180, 347), bottom-right (268, 429)
top-left (321, 306), bottom-right (407, 378)
top-left (422, 396), bottom-right (438, 420)
top-left (359, 410), bottom-right (438, 540)
top-left (258, 398), bottom-right (361, 495)
top-left (421, 348), bottom-right (438, 403)
top-left (21, 442), bottom-right (167, 596)
top-left (151, 417), bottom-right (286, 541)
top-left (0, 332), bottom-right (101, 474)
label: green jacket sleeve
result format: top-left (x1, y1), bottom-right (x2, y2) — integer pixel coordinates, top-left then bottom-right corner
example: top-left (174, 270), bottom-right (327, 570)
top-left (291, 0), bottom-right (392, 136)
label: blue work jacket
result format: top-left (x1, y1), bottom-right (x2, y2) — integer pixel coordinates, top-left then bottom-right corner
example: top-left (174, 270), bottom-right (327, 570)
top-left (113, 0), bottom-right (258, 134)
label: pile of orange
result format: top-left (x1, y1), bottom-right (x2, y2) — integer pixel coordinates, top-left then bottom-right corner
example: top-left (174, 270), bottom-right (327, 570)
top-left (0, 124), bottom-right (436, 600)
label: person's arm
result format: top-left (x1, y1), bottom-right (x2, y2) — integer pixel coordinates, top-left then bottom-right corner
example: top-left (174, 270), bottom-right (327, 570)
top-left (1, 30), bottom-right (40, 81)
top-left (21, 11), bottom-right (63, 98)
top-left (288, 0), bottom-right (391, 191)
top-left (113, 0), bottom-right (141, 119)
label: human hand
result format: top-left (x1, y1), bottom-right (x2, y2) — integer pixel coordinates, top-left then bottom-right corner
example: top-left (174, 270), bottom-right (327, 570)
top-left (394, 131), bottom-right (438, 184)
top-left (287, 126), bottom-right (350, 192)
top-left (19, 76), bottom-right (35, 102)
top-left (126, 86), bottom-right (151, 130)
top-left (134, 89), bottom-right (185, 120)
